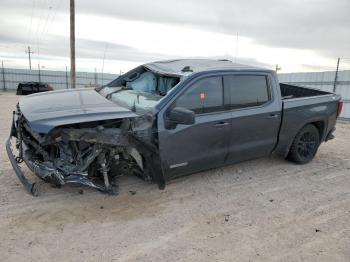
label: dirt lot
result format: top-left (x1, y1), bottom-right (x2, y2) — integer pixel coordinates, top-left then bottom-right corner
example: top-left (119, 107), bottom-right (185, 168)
top-left (0, 91), bottom-right (349, 262)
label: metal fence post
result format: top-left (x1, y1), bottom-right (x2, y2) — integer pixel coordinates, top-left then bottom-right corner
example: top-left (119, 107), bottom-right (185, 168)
top-left (333, 58), bottom-right (340, 93)
top-left (38, 64), bottom-right (41, 82)
top-left (1, 61), bottom-right (6, 91)
top-left (65, 66), bottom-right (69, 89)
top-left (94, 68), bottom-right (97, 85)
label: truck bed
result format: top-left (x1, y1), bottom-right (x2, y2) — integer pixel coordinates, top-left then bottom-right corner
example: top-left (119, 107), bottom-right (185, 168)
top-left (275, 83), bottom-right (340, 158)
top-left (280, 83), bottom-right (331, 100)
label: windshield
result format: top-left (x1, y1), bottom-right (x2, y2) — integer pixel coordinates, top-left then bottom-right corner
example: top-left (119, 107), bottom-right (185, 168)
top-left (111, 89), bottom-right (163, 114)
top-left (101, 68), bottom-right (180, 114)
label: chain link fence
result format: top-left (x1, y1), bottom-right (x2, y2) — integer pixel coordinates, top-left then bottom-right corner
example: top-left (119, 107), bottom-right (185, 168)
top-left (0, 66), bottom-right (118, 91)
top-left (2, 63), bottom-right (349, 119)
top-left (278, 70), bottom-right (350, 119)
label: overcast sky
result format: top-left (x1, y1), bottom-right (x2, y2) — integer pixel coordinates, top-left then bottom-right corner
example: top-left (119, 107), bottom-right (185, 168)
top-left (0, 0), bottom-right (349, 73)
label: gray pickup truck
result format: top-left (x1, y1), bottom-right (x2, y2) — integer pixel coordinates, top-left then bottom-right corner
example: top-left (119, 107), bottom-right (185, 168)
top-left (6, 59), bottom-right (343, 196)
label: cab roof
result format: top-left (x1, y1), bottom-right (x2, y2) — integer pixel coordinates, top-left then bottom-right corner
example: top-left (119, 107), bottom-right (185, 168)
top-left (144, 59), bottom-right (271, 77)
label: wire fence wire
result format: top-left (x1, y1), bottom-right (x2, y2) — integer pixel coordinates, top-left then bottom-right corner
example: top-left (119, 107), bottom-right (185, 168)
top-left (0, 67), bottom-right (118, 91)
top-left (278, 69), bottom-right (350, 119)
top-left (1, 61), bottom-right (349, 119)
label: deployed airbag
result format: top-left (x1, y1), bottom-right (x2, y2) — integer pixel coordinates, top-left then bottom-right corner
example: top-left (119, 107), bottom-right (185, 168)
top-left (158, 77), bottom-right (178, 95)
top-left (127, 72), bottom-right (157, 93)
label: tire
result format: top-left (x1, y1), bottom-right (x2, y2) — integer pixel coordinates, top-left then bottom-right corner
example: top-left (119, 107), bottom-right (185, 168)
top-left (287, 124), bottom-right (320, 164)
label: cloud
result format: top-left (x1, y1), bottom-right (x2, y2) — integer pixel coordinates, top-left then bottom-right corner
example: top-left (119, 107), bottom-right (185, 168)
top-left (0, 27), bottom-right (179, 63)
top-left (76, 0), bottom-right (350, 58)
top-left (0, 0), bottom-right (349, 72)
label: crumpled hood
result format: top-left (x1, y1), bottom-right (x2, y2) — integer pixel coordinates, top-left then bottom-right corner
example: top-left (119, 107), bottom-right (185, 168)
top-left (19, 88), bottom-right (138, 133)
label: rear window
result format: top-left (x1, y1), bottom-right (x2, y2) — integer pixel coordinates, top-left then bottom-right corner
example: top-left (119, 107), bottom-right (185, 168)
top-left (224, 75), bottom-right (270, 109)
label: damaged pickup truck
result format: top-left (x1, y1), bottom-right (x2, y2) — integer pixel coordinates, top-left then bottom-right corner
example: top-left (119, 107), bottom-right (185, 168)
top-left (6, 59), bottom-right (343, 196)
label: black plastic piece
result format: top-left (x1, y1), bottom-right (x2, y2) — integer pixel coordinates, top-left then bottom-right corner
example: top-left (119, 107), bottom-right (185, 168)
top-left (6, 138), bottom-right (38, 196)
top-left (181, 66), bottom-right (193, 72)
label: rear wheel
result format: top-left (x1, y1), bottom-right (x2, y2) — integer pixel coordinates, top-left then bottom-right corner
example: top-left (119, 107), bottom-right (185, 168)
top-left (287, 124), bottom-right (320, 164)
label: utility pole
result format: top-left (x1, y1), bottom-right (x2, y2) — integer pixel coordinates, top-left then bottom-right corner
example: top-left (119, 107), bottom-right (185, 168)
top-left (101, 43), bottom-right (109, 86)
top-left (65, 66), bottom-right (69, 89)
top-left (333, 58), bottom-right (340, 93)
top-left (38, 64), bottom-right (41, 82)
top-left (70, 0), bottom-right (76, 88)
top-left (275, 64), bottom-right (281, 72)
top-left (25, 46), bottom-right (34, 70)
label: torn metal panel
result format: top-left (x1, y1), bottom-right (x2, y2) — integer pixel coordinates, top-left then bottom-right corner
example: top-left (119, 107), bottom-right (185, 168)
top-left (18, 88), bottom-right (138, 134)
top-left (59, 127), bottom-right (129, 146)
top-left (7, 104), bottom-right (162, 196)
top-left (6, 138), bottom-right (38, 196)
top-left (7, 63), bottom-right (182, 196)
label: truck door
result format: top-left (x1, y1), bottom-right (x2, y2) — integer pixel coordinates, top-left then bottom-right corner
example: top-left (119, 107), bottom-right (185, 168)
top-left (223, 73), bottom-right (281, 164)
top-left (157, 75), bottom-right (231, 178)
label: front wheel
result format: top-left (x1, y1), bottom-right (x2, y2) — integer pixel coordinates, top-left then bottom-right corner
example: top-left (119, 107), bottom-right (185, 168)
top-left (287, 124), bottom-right (320, 164)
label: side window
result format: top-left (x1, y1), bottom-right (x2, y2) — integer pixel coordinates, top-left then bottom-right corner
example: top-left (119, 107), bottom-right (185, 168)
top-left (175, 76), bottom-right (223, 114)
top-left (224, 75), bottom-right (270, 109)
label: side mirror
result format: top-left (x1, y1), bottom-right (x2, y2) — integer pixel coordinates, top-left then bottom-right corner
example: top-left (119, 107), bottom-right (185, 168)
top-left (166, 107), bottom-right (195, 128)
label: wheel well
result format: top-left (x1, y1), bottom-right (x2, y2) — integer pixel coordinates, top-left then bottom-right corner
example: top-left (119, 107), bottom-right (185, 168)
top-left (310, 121), bottom-right (325, 141)
top-left (283, 121), bottom-right (325, 158)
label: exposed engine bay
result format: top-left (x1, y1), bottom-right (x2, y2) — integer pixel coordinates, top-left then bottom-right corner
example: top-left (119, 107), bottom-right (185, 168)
top-left (7, 66), bottom-right (180, 196)
top-left (8, 107), bottom-right (165, 196)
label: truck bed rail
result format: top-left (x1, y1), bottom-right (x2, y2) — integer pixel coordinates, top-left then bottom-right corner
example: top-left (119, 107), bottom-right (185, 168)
top-left (280, 83), bottom-right (331, 100)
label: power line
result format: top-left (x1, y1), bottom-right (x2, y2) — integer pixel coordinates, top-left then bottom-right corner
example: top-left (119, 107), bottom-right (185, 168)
top-left (42, 0), bottom-right (63, 39)
top-left (34, 0), bottom-right (46, 63)
top-left (37, 0), bottom-right (54, 58)
top-left (34, 0), bottom-right (54, 64)
top-left (38, 0), bottom-right (54, 41)
top-left (29, 0), bottom-right (64, 71)
top-left (27, 0), bottom-right (36, 46)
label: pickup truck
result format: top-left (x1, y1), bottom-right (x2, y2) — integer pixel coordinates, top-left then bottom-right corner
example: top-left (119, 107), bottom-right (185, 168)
top-left (6, 59), bottom-right (343, 196)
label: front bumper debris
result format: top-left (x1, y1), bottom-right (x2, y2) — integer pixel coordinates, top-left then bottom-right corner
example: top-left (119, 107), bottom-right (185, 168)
top-left (6, 105), bottom-right (164, 197)
top-left (5, 108), bottom-right (117, 196)
top-left (6, 138), bottom-right (38, 196)
top-left (6, 134), bottom-right (118, 196)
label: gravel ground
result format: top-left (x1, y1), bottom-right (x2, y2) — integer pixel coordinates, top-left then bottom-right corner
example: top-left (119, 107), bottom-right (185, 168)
top-left (0, 91), bottom-right (349, 262)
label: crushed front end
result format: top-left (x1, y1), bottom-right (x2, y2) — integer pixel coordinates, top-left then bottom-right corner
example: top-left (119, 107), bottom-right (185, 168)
top-left (6, 104), bottom-right (163, 196)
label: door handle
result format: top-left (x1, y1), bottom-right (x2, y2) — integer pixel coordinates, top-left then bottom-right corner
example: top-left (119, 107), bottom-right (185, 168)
top-left (267, 114), bottom-right (280, 119)
top-left (214, 121), bottom-right (229, 127)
